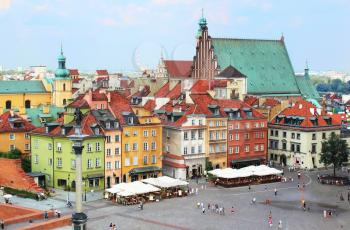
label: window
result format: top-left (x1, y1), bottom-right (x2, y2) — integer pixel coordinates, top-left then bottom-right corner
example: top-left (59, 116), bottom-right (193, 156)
top-left (57, 143), bottom-right (62, 152)
top-left (9, 133), bottom-right (15, 140)
top-left (222, 131), bottom-right (226, 139)
top-left (216, 121), bottom-right (220, 127)
top-left (260, 144), bottom-right (264, 151)
top-left (282, 142), bottom-right (287, 150)
top-left (215, 145), bottom-right (220, 153)
top-left (34, 155), bottom-right (39, 164)
top-left (209, 145), bottom-right (214, 153)
top-left (229, 147), bottom-right (233, 154)
top-left (291, 133), bottom-right (295, 139)
top-left (87, 159), bottom-right (92, 168)
top-left (296, 144), bottom-right (300, 152)
top-left (228, 125), bottom-right (233, 130)
top-left (255, 122), bottom-right (259, 128)
top-left (297, 133), bottom-right (300, 140)
top-left (191, 130), bottom-right (196, 140)
top-left (235, 133), bottom-right (239, 141)
top-left (9, 145), bottom-right (15, 151)
top-left (184, 132), bottom-right (188, 140)
top-left (274, 130), bottom-right (278, 137)
top-left (106, 162), bottom-right (112, 170)
top-left (209, 132), bottom-right (214, 140)
top-left (5, 100), bottom-right (11, 109)
top-left (94, 128), bottom-right (99, 135)
top-left (115, 160), bottom-right (120, 169)
top-left (261, 132), bottom-right (265, 138)
top-left (184, 147), bottom-right (188, 155)
top-left (199, 119), bottom-right (202, 125)
top-left (229, 134), bottom-right (233, 141)
top-left (244, 133), bottom-right (249, 140)
top-left (216, 132), bottom-right (220, 140)
top-left (311, 144), bottom-right (317, 153)
top-left (143, 142), bottom-right (149, 151)
top-left (96, 142), bottom-right (101, 151)
top-left (312, 133), bottom-right (316, 140)
top-left (235, 123), bottom-right (240, 129)
top-left (322, 133), bottom-right (326, 139)
top-left (245, 123), bottom-right (250, 129)
top-left (198, 145), bottom-right (202, 153)
top-left (191, 146), bottom-right (195, 154)
top-left (125, 143), bottom-right (130, 152)
top-left (125, 157), bottom-right (130, 166)
top-left (133, 131), bottom-right (138, 136)
top-left (124, 131), bottom-right (130, 137)
top-left (198, 130), bottom-right (203, 139)
top-left (192, 119), bottom-right (195, 125)
top-left (255, 132), bottom-right (260, 139)
top-left (115, 147), bottom-right (120, 155)
top-left (96, 158), bottom-right (101, 167)
top-left (25, 144), bottom-right (30, 150)
top-left (235, 146), bottom-right (239, 154)
top-left (71, 159), bottom-right (76, 169)
top-left (63, 83), bottom-right (66, 91)
top-left (106, 136), bottom-right (111, 143)
top-left (283, 132), bottom-right (287, 138)
top-left (166, 145), bottom-right (169, 152)
top-left (209, 121), bottom-right (214, 127)
top-left (48, 143), bottom-right (52, 150)
top-left (106, 122), bottom-right (110, 129)
top-left (57, 158), bottom-right (62, 168)
top-left (221, 144), bottom-right (226, 152)
top-left (143, 130), bottom-right (148, 137)
top-left (143, 156), bottom-right (148, 165)
top-left (132, 143), bottom-right (138, 151)
top-left (245, 145), bottom-right (249, 152)
top-left (151, 142), bottom-right (156, 150)
top-left (87, 143), bottom-right (92, 152)
top-left (254, 144), bottom-right (259, 151)
top-left (152, 155), bottom-right (157, 164)
top-left (106, 148), bottom-right (111, 156)
top-left (133, 156), bottom-right (138, 166)
top-left (260, 122), bottom-right (265, 128)
top-left (152, 130), bottom-right (156, 137)
top-left (115, 135), bottom-right (120, 142)
top-left (291, 143), bottom-right (295, 152)
top-left (25, 133), bottom-right (30, 139)
top-left (25, 100), bottom-right (31, 109)
top-left (48, 158), bottom-right (53, 166)
top-left (270, 130), bottom-right (274, 136)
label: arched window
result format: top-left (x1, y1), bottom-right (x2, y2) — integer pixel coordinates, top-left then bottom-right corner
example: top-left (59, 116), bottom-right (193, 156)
top-left (5, 100), bottom-right (11, 109)
top-left (25, 100), bottom-right (31, 109)
top-left (63, 83), bottom-right (66, 91)
top-left (63, 99), bottom-right (67, 105)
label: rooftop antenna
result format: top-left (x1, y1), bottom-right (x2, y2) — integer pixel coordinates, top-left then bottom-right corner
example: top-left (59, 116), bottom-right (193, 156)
top-left (60, 42), bottom-right (63, 54)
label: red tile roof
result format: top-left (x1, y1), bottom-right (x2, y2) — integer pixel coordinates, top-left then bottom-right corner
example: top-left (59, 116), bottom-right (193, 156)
top-left (67, 95), bottom-right (90, 109)
top-left (72, 78), bottom-right (83, 83)
top-left (96, 70), bottom-right (109, 76)
top-left (92, 89), bottom-right (108, 101)
top-left (154, 82), bottom-right (170, 97)
top-left (154, 82), bottom-right (182, 100)
top-left (190, 80), bottom-right (227, 93)
top-left (244, 96), bottom-right (258, 106)
top-left (69, 69), bottom-right (79, 76)
top-left (262, 98), bottom-right (280, 108)
top-left (270, 99), bottom-right (341, 128)
top-left (120, 79), bottom-right (129, 89)
top-left (163, 160), bottom-right (187, 169)
top-left (144, 99), bottom-right (156, 112)
top-left (132, 85), bottom-right (151, 97)
top-left (163, 152), bottom-right (185, 160)
top-left (109, 91), bottom-right (134, 125)
top-left (0, 111), bottom-right (36, 133)
top-left (164, 60), bottom-right (192, 78)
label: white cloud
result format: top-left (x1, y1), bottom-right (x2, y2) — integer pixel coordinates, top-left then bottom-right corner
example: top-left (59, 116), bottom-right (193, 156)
top-left (0, 0), bottom-right (11, 11)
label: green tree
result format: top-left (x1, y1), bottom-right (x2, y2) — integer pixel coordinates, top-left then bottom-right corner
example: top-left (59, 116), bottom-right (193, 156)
top-left (320, 132), bottom-right (349, 176)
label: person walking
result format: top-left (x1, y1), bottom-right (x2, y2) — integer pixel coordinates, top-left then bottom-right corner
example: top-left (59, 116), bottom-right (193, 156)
top-left (297, 183), bottom-right (300, 190)
top-left (297, 172), bottom-right (301, 180)
top-left (268, 211), bottom-right (273, 228)
top-left (278, 220), bottom-right (283, 229)
top-left (1, 219), bottom-right (4, 230)
top-left (202, 207), bottom-right (206, 214)
top-left (248, 184), bottom-right (251, 191)
top-left (274, 188), bottom-right (277, 196)
top-left (230, 206), bottom-right (235, 214)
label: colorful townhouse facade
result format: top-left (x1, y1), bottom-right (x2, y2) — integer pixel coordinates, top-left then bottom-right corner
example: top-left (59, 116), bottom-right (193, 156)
top-left (268, 99), bottom-right (342, 169)
top-left (0, 111), bottom-right (35, 155)
top-left (31, 112), bottom-right (105, 190)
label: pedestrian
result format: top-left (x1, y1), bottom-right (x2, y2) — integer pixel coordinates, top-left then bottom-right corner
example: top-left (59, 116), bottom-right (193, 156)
top-left (197, 202), bottom-right (200, 208)
top-left (57, 210), bottom-right (61, 218)
top-left (215, 204), bottom-right (219, 213)
top-left (248, 184), bottom-right (251, 191)
top-left (202, 207), bottom-right (205, 214)
top-left (297, 172), bottom-right (301, 180)
top-left (251, 197), bottom-right (256, 204)
top-left (0, 219), bottom-right (4, 230)
top-left (278, 220), bottom-right (283, 229)
top-left (230, 206), bottom-right (235, 214)
top-left (274, 188), bottom-right (277, 196)
top-left (112, 224), bottom-right (116, 230)
top-left (44, 211), bottom-right (48, 220)
top-left (208, 203), bottom-right (210, 210)
top-left (297, 183), bottom-right (300, 190)
top-left (200, 202), bottom-right (204, 209)
top-left (211, 204), bottom-right (215, 212)
top-left (317, 174), bottom-right (320, 182)
top-left (109, 223), bottom-right (113, 229)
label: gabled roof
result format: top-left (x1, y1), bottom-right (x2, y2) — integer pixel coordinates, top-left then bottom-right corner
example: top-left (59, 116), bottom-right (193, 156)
top-left (67, 95), bottom-right (90, 109)
top-left (96, 70), bottom-right (109, 76)
top-left (164, 60), bottom-right (192, 78)
top-left (0, 111), bottom-right (36, 133)
top-left (92, 89), bottom-right (108, 101)
top-left (295, 70), bottom-right (320, 99)
top-left (109, 91), bottom-right (134, 125)
top-left (154, 82), bottom-right (182, 100)
top-left (218, 65), bottom-right (246, 78)
top-left (154, 82), bottom-right (170, 97)
top-left (69, 69), bottom-right (79, 76)
top-left (244, 96), bottom-right (258, 106)
top-left (0, 80), bottom-right (47, 94)
top-left (212, 38), bottom-right (300, 95)
top-left (190, 80), bottom-right (227, 93)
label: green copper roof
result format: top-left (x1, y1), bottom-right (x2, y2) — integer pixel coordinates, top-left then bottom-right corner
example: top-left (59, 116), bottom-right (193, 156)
top-left (55, 48), bottom-right (70, 78)
top-left (26, 105), bottom-right (65, 127)
top-left (212, 38), bottom-right (300, 95)
top-left (0, 80), bottom-right (47, 94)
top-left (295, 69), bottom-right (320, 100)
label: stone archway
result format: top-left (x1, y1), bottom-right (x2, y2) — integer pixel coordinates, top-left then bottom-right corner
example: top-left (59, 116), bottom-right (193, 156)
top-left (280, 154), bottom-right (287, 166)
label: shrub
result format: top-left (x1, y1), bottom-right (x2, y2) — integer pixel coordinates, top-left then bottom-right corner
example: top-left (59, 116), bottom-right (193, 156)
top-left (3, 187), bottom-right (37, 200)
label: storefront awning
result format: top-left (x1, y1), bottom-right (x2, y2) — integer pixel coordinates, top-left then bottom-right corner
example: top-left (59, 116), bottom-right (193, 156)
top-left (88, 173), bottom-right (104, 179)
top-left (129, 166), bottom-right (161, 175)
top-left (231, 158), bottom-right (264, 163)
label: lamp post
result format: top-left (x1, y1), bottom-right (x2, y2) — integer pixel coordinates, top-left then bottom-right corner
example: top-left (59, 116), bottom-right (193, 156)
top-left (67, 174), bottom-right (70, 203)
top-left (69, 108), bottom-right (88, 230)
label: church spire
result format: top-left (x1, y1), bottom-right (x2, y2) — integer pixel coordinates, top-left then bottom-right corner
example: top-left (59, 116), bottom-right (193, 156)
top-left (55, 45), bottom-right (70, 78)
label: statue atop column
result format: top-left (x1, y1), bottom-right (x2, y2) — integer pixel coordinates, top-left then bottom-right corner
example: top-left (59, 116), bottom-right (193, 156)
top-left (74, 108), bottom-right (83, 126)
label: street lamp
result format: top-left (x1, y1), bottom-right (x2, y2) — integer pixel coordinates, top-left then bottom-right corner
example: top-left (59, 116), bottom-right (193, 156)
top-left (67, 173), bottom-right (70, 203)
top-left (69, 108), bottom-right (88, 230)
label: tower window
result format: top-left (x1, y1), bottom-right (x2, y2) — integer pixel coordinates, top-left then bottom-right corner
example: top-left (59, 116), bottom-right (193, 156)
top-left (63, 99), bottom-right (67, 105)
top-left (63, 83), bottom-right (66, 91)
top-left (5, 100), bottom-right (11, 109)
top-left (25, 100), bottom-right (31, 109)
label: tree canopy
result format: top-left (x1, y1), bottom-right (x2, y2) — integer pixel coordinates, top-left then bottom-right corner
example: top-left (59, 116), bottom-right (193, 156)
top-left (320, 132), bottom-right (349, 176)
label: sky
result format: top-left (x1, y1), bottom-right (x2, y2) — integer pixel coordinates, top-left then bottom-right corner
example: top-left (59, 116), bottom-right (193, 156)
top-left (0, 0), bottom-right (349, 73)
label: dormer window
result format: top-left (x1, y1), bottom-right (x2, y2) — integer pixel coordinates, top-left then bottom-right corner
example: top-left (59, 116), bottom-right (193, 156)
top-left (45, 127), bottom-right (49, 134)
top-left (95, 128), bottom-right (99, 135)
top-left (114, 121), bottom-right (119, 128)
top-left (214, 109), bottom-right (219, 115)
top-left (128, 117), bottom-right (134, 125)
top-left (106, 122), bottom-right (111, 129)
top-left (61, 128), bottom-right (65, 135)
